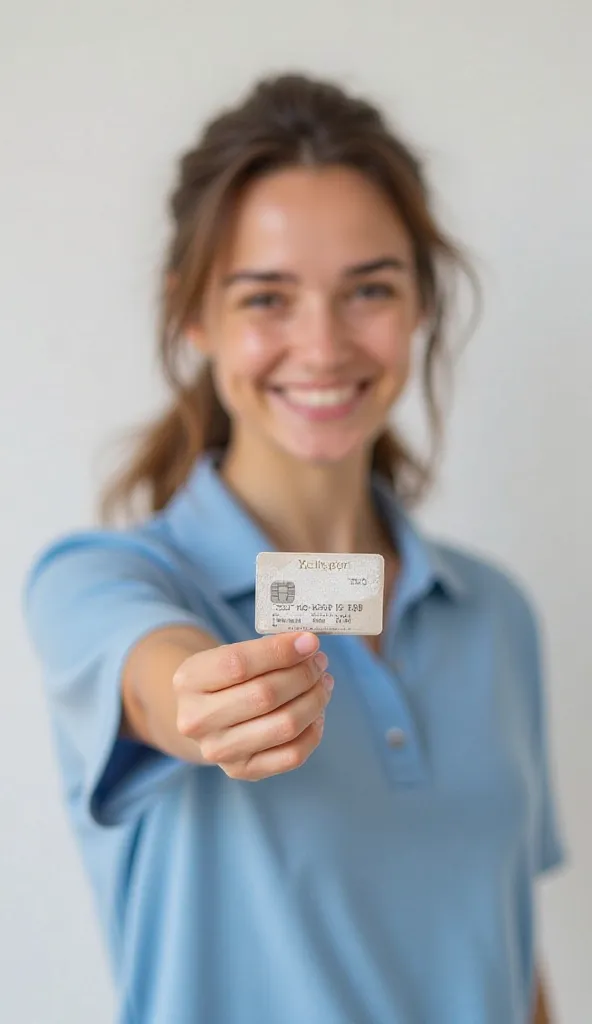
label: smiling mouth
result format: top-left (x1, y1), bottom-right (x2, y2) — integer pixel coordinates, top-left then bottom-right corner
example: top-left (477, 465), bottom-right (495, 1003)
top-left (267, 380), bottom-right (372, 418)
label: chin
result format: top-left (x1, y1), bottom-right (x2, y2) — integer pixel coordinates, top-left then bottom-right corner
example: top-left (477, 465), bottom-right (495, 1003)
top-left (274, 432), bottom-right (372, 467)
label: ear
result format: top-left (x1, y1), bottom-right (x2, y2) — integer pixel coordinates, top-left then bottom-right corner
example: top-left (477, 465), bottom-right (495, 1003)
top-left (185, 321), bottom-right (213, 356)
top-left (166, 272), bottom-right (214, 356)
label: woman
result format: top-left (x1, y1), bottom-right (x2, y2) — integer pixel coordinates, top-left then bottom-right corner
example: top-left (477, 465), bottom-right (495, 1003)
top-left (25, 73), bottom-right (563, 1023)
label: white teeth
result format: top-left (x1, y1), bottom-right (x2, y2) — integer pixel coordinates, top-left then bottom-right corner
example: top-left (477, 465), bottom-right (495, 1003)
top-left (283, 386), bottom-right (358, 408)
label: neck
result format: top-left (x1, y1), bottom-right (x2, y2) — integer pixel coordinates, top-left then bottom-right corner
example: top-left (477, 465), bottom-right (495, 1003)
top-left (219, 431), bottom-right (394, 557)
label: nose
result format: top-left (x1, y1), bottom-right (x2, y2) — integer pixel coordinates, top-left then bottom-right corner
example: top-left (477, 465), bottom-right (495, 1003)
top-left (293, 297), bottom-right (349, 371)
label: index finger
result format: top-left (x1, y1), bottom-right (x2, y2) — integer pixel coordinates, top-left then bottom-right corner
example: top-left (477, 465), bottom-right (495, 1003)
top-left (181, 632), bottom-right (320, 693)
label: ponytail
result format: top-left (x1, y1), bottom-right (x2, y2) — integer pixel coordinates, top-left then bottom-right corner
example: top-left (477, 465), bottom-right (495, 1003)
top-left (101, 364), bottom-right (229, 521)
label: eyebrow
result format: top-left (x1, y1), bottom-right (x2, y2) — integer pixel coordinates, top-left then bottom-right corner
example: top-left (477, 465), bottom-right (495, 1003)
top-left (222, 256), bottom-right (409, 288)
top-left (343, 256), bottom-right (409, 277)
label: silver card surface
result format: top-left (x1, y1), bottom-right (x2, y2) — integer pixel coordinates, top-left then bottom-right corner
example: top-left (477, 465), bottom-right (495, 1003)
top-left (255, 552), bottom-right (385, 635)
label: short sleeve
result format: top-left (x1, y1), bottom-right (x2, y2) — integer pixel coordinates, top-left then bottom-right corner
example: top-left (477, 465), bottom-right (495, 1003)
top-left (523, 598), bottom-right (566, 876)
top-left (24, 530), bottom-right (214, 828)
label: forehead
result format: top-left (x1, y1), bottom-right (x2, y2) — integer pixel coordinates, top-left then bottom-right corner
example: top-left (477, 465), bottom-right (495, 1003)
top-left (221, 165), bottom-right (414, 275)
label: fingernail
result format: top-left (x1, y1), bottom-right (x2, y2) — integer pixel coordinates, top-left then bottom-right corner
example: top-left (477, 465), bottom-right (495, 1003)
top-left (315, 713), bottom-right (325, 729)
top-left (314, 652), bottom-right (329, 672)
top-left (322, 673), bottom-right (334, 693)
top-left (294, 633), bottom-right (318, 655)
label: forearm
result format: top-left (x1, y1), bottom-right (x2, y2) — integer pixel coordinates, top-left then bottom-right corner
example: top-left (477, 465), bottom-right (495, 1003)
top-left (121, 625), bottom-right (219, 763)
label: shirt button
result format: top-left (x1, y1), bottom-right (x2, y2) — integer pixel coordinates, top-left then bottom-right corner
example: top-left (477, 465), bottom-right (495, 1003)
top-left (385, 727), bottom-right (406, 748)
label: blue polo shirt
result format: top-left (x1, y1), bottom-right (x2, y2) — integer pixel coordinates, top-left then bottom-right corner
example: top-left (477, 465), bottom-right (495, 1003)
top-left (24, 454), bottom-right (564, 1024)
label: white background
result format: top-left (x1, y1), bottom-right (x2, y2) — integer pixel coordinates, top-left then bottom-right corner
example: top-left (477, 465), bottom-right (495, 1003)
top-left (1, 2), bottom-right (590, 1021)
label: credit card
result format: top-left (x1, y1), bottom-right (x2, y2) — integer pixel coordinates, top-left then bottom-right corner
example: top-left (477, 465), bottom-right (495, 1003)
top-left (255, 552), bottom-right (385, 635)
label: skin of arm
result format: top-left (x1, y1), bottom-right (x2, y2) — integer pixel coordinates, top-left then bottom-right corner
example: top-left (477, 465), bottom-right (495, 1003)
top-left (119, 625), bottom-right (328, 779)
top-left (120, 625), bottom-right (219, 764)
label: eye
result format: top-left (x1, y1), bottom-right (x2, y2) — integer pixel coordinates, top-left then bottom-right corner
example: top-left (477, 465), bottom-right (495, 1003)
top-left (240, 291), bottom-right (286, 310)
top-left (351, 281), bottom-right (396, 301)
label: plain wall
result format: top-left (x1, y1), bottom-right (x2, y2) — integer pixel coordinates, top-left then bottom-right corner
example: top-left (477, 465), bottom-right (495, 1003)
top-left (1, 2), bottom-right (590, 1021)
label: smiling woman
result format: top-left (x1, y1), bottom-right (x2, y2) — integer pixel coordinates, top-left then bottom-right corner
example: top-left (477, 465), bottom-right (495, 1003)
top-left (101, 73), bottom-right (475, 520)
top-left (25, 72), bottom-right (563, 1024)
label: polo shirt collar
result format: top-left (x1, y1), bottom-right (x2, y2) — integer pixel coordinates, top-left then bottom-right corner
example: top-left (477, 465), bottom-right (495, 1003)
top-left (162, 453), bottom-right (466, 605)
top-left (372, 476), bottom-right (467, 611)
top-left (163, 453), bottom-right (269, 599)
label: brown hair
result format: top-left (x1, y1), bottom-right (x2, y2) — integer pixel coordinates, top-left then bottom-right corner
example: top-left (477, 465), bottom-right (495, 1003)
top-left (102, 73), bottom-right (478, 521)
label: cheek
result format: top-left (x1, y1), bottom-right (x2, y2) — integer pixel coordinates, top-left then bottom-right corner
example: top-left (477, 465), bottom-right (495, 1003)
top-left (213, 322), bottom-right (278, 406)
top-left (361, 308), bottom-right (415, 374)
top-left (231, 323), bottom-right (273, 368)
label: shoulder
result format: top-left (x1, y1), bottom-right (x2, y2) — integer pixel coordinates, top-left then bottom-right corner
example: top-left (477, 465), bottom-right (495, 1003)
top-left (23, 519), bottom-right (193, 625)
top-left (23, 519), bottom-right (212, 671)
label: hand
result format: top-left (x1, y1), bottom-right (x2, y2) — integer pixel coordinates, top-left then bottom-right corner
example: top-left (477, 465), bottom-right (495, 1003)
top-left (172, 632), bottom-right (333, 780)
